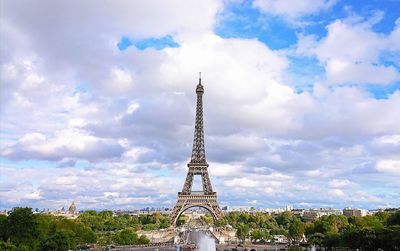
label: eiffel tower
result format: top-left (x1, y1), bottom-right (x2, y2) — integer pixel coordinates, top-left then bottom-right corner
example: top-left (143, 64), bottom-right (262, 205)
top-left (170, 73), bottom-right (224, 226)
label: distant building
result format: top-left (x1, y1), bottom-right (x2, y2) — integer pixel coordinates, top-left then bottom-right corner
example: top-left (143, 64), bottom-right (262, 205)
top-left (286, 204), bottom-right (293, 211)
top-left (48, 201), bottom-right (79, 219)
top-left (343, 208), bottom-right (363, 217)
top-left (273, 235), bottom-right (288, 244)
top-left (291, 209), bottom-right (305, 217)
top-left (221, 206), bottom-right (230, 211)
top-left (303, 211), bottom-right (319, 221)
top-left (68, 201), bottom-right (78, 215)
top-left (302, 208), bottom-right (342, 221)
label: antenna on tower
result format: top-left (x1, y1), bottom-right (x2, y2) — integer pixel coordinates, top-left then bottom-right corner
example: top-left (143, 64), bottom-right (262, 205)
top-left (199, 72), bottom-right (202, 84)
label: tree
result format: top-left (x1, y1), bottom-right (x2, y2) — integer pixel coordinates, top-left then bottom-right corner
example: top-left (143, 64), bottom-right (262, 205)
top-left (340, 225), bottom-right (362, 249)
top-left (359, 227), bottom-right (376, 250)
top-left (78, 211), bottom-right (104, 231)
top-left (0, 241), bottom-right (18, 251)
top-left (360, 215), bottom-right (384, 229)
top-left (236, 223), bottom-right (250, 243)
top-left (308, 233), bottom-right (324, 248)
top-left (74, 224), bottom-right (96, 244)
top-left (113, 229), bottom-right (138, 245)
top-left (250, 229), bottom-right (263, 242)
top-left (324, 232), bottom-right (340, 249)
top-left (137, 235), bottom-right (150, 244)
top-left (313, 219), bottom-right (332, 234)
top-left (289, 219), bottom-right (305, 242)
top-left (40, 230), bottom-right (74, 251)
top-left (263, 230), bottom-right (271, 241)
top-left (34, 214), bottom-right (55, 240)
top-left (176, 215), bottom-right (188, 226)
top-left (276, 212), bottom-right (294, 228)
top-left (98, 210), bottom-right (113, 219)
top-left (374, 211), bottom-right (390, 224)
top-left (387, 210), bottom-right (400, 226)
top-left (0, 215), bottom-right (8, 241)
top-left (215, 218), bottom-right (227, 227)
top-left (7, 208), bottom-right (38, 247)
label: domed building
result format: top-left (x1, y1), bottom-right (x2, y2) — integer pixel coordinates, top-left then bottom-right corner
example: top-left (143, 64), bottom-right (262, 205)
top-left (68, 201), bottom-right (78, 215)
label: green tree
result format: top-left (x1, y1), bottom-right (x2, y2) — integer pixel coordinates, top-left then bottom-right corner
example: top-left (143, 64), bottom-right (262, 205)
top-left (289, 219), bottom-right (305, 242)
top-left (324, 232), bottom-right (340, 249)
top-left (0, 241), bottom-right (18, 251)
top-left (137, 235), bottom-right (150, 244)
top-left (74, 224), bottom-right (96, 244)
top-left (176, 215), bottom-right (188, 227)
top-left (270, 227), bottom-right (288, 236)
top-left (359, 227), bottom-right (376, 250)
top-left (313, 219), bottom-right (332, 234)
top-left (142, 223), bottom-right (158, 231)
top-left (7, 208), bottom-right (38, 248)
top-left (34, 214), bottom-right (56, 240)
top-left (384, 225), bottom-right (400, 249)
top-left (360, 215), bottom-right (384, 229)
top-left (215, 218), bottom-right (227, 227)
top-left (0, 215), bottom-right (8, 241)
top-left (387, 210), bottom-right (400, 226)
top-left (98, 210), bottom-right (113, 219)
top-left (236, 223), bottom-right (250, 243)
top-left (250, 229), bottom-right (263, 242)
top-left (374, 211), bottom-right (390, 224)
top-left (263, 230), bottom-right (271, 242)
top-left (308, 233), bottom-right (324, 248)
top-left (40, 230), bottom-right (75, 251)
top-left (340, 225), bottom-right (362, 249)
top-left (276, 212), bottom-right (294, 228)
top-left (113, 229), bottom-right (138, 245)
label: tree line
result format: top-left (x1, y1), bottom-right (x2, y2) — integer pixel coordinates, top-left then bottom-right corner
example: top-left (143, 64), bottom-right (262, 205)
top-left (221, 210), bottom-right (400, 249)
top-left (0, 208), bottom-right (172, 250)
top-left (1, 207), bottom-right (399, 250)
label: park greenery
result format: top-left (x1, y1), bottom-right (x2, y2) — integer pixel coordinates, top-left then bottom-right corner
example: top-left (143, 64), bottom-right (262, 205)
top-left (0, 208), bottom-right (167, 250)
top-left (1, 207), bottom-right (399, 250)
top-left (221, 210), bottom-right (400, 250)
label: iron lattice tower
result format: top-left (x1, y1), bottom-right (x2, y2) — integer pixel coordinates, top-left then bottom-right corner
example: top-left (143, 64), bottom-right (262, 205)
top-left (170, 74), bottom-right (224, 226)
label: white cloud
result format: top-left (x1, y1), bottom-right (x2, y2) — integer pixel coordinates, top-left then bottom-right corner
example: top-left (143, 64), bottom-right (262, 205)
top-left (297, 17), bottom-right (400, 85)
top-left (103, 68), bottom-right (134, 94)
top-left (328, 188), bottom-right (346, 198)
top-left (376, 160), bottom-right (400, 175)
top-left (1, 129), bottom-right (124, 161)
top-left (389, 18), bottom-right (400, 51)
top-left (0, 164), bottom-right (180, 209)
top-left (253, 0), bottom-right (336, 20)
top-left (1, 0), bottom-right (399, 210)
top-left (372, 135), bottom-right (400, 147)
top-left (209, 163), bottom-right (243, 177)
top-left (328, 179), bottom-right (355, 188)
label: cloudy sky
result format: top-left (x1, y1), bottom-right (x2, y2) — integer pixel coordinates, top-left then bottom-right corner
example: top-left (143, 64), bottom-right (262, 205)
top-left (1, 0), bottom-right (399, 211)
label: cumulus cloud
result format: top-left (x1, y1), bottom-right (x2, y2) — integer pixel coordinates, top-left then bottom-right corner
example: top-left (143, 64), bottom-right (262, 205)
top-left (1, 130), bottom-right (124, 161)
top-left (0, 165), bottom-right (180, 210)
top-left (1, 0), bottom-right (399, 210)
top-left (296, 17), bottom-right (400, 85)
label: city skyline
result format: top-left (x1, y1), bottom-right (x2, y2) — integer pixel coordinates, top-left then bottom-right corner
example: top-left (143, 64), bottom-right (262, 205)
top-left (1, 0), bottom-right (400, 211)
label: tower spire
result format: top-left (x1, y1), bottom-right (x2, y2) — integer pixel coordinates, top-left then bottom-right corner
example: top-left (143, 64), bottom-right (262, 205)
top-left (199, 71), bottom-right (201, 84)
top-left (190, 73), bottom-right (206, 164)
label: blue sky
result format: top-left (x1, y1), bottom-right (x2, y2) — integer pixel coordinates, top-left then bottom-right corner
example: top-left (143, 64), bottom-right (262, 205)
top-left (1, 0), bottom-right (399, 211)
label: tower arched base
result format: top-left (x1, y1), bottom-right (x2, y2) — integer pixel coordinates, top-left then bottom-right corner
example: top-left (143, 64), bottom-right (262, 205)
top-left (170, 193), bottom-right (224, 227)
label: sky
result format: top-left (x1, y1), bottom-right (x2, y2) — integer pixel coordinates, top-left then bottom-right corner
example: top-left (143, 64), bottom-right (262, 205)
top-left (0, 0), bottom-right (399, 211)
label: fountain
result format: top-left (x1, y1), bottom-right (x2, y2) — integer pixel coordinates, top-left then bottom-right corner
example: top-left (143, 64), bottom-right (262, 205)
top-left (198, 233), bottom-right (216, 251)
